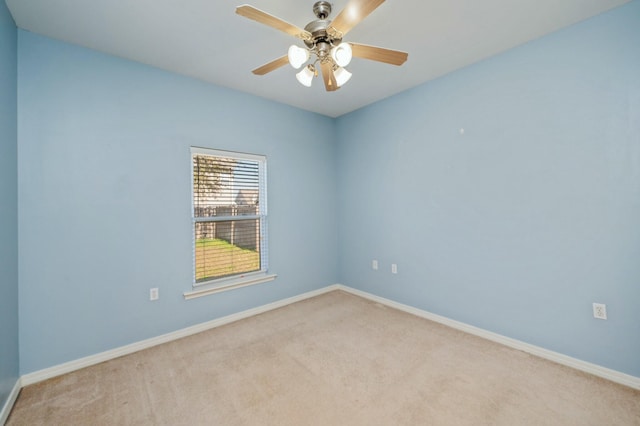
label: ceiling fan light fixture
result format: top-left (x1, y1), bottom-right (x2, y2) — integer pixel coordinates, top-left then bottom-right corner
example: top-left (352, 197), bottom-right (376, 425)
top-left (331, 42), bottom-right (352, 67)
top-left (237, 2), bottom-right (408, 93)
top-left (296, 64), bottom-right (316, 87)
top-left (334, 66), bottom-right (352, 87)
top-left (288, 45), bottom-right (310, 69)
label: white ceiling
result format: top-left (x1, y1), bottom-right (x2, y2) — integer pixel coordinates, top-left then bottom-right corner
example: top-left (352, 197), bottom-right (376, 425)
top-left (6, 0), bottom-right (630, 117)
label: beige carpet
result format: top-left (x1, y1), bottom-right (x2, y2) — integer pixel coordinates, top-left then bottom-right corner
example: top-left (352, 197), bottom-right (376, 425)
top-left (7, 290), bottom-right (640, 425)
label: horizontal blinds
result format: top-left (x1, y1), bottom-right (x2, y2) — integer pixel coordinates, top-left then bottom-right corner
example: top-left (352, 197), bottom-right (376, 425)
top-left (192, 151), bottom-right (266, 284)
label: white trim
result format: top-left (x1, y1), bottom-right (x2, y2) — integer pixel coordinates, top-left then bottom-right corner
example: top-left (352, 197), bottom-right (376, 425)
top-left (18, 283), bottom-right (639, 391)
top-left (21, 285), bottom-right (339, 386)
top-left (193, 215), bottom-right (261, 223)
top-left (190, 146), bottom-right (266, 162)
top-left (335, 284), bottom-right (640, 390)
top-left (193, 270), bottom-right (269, 288)
top-left (0, 377), bottom-right (22, 425)
top-left (185, 273), bottom-right (277, 299)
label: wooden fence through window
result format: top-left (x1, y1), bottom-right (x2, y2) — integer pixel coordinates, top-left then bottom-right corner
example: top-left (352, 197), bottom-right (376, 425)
top-left (194, 205), bottom-right (259, 251)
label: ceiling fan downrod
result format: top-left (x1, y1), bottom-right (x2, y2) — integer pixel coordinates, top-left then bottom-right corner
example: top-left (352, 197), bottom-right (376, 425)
top-left (303, 1), bottom-right (342, 52)
top-left (313, 1), bottom-right (332, 19)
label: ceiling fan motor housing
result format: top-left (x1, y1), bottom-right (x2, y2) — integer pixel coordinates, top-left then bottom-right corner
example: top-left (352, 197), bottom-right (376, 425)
top-left (304, 20), bottom-right (331, 45)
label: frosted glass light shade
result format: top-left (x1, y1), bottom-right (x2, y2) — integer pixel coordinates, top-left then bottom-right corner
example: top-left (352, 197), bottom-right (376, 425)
top-left (288, 45), bottom-right (310, 69)
top-left (331, 43), bottom-right (352, 67)
top-left (334, 67), bottom-right (352, 87)
top-left (296, 65), bottom-right (315, 87)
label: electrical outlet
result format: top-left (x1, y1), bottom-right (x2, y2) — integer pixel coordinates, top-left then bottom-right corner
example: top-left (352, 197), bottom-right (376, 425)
top-left (391, 264), bottom-right (398, 274)
top-left (592, 303), bottom-right (607, 320)
top-left (150, 288), bottom-right (159, 301)
top-left (372, 260), bottom-right (378, 270)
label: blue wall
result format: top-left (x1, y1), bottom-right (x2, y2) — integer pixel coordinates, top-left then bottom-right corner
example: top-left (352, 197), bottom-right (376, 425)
top-left (17, 31), bottom-right (338, 374)
top-left (337, 2), bottom-right (640, 377)
top-left (14, 1), bottom-right (640, 379)
top-left (0, 0), bottom-right (19, 410)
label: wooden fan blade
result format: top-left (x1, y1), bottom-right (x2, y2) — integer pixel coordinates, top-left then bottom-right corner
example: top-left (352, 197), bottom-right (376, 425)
top-left (252, 55), bottom-right (290, 75)
top-left (320, 61), bottom-right (338, 92)
top-left (350, 43), bottom-right (408, 66)
top-left (330, 0), bottom-right (385, 36)
top-left (236, 5), bottom-right (311, 40)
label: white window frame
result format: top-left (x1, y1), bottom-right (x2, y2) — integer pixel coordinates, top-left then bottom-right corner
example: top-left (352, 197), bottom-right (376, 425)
top-left (184, 147), bottom-right (276, 300)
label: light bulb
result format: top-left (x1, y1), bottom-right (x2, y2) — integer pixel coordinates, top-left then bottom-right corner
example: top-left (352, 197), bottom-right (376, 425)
top-left (331, 42), bottom-right (352, 67)
top-left (288, 45), bottom-right (310, 69)
top-left (296, 65), bottom-right (315, 87)
top-left (334, 67), bottom-right (352, 87)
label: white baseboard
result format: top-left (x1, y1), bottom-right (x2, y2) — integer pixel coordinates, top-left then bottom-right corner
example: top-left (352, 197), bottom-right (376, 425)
top-left (0, 377), bottom-right (22, 425)
top-left (21, 285), bottom-right (340, 386)
top-left (335, 284), bottom-right (640, 390)
top-left (18, 283), bottom-right (639, 392)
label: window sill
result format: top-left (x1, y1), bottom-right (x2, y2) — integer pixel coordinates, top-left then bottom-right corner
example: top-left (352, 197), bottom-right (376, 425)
top-left (183, 273), bottom-right (277, 300)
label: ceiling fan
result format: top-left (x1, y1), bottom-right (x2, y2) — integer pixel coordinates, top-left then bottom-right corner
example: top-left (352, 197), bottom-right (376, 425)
top-left (236, 0), bottom-right (408, 91)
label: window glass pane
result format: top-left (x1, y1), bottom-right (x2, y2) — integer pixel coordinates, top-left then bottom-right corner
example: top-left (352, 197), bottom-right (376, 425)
top-left (191, 149), bottom-right (266, 286)
top-left (194, 219), bottom-right (261, 282)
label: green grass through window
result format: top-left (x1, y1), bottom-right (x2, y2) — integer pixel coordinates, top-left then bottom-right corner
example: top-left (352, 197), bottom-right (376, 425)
top-left (195, 238), bottom-right (260, 282)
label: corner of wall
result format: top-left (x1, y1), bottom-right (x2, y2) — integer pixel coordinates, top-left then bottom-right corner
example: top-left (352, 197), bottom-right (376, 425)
top-left (0, 0), bottom-right (20, 419)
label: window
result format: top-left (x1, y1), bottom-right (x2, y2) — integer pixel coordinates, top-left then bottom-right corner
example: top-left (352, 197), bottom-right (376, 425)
top-left (188, 147), bottom-right (273, 298)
